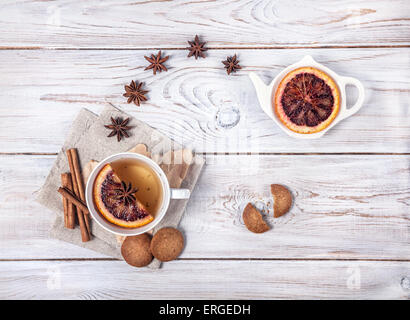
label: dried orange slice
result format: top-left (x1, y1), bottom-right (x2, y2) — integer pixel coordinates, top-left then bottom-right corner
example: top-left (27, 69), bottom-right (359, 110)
top-left (274, 67), bottom-right (340, 134)
top-left (93, 164), bottom-right (154, 228)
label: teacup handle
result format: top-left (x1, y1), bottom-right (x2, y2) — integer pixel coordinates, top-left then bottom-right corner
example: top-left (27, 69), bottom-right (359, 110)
top-left (340, 76), bottom-right (365, 120)
top-left (170, 188), bottom-right (190, 199)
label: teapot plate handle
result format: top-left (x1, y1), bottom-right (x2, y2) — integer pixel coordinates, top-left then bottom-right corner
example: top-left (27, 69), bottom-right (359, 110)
top-left (339, 76), bottom-right (365, 120)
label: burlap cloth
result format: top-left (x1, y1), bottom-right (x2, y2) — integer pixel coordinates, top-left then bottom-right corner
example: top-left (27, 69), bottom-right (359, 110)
top-left (37, 104), bottom-right (205, 268)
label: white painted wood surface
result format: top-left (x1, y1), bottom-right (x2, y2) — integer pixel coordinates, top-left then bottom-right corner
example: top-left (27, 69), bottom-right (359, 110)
top-left (1, 48), bottom-right (409, 153)
top-left (0, 0), bottom-right (409, 300)
top-left (1, 154), bottom-right (409, 260)
top-left (1, 0), bottom-right (409, 48)
top-left (1, 260), bottom-right (409, 299)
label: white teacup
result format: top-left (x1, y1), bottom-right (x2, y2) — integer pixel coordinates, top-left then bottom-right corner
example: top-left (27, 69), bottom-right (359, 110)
top-left (85, 152), bottom-right (190, 236)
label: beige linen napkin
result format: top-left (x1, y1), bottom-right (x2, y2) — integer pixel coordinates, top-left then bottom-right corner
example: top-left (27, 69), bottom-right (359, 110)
top-left (37, 105), bottom-right (205, 268)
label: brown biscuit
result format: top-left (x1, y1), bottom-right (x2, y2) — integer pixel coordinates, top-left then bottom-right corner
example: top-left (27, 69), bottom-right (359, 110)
top-left (242, 203), bottom-right (270, 233)
top-left (270, 184), bottom-right (292, 218)
top-left (121, 233), bottom-right (153, 267)
top-left (150, 227), bottom-right (184, 262)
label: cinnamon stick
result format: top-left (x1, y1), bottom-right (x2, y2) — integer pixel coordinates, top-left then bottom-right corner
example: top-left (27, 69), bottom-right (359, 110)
top-left (66, 149), bottom-right (90, 242)
top-left (58, 187), bottom-right (90, 242)
top-left (61, 172), bottom-right (76, 229)
top-left (69, 148), bottom-right (91, 234)
top-left (58, 187), bottom-right (89, 214)
top-left (66, 173), bottom-right (77, 229)
top-left (61, 174), bottom-right (69, 228)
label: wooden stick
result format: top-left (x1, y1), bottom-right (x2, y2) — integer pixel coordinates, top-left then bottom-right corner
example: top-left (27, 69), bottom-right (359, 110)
top-left (66, 149), bottom-right (90, 242)
top-left (69, 148), bottom-right (91, 234)
top-left (61, 172), bottom-right (76, 229)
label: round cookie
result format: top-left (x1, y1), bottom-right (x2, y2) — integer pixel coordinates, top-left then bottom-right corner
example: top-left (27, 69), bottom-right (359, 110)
top-left (121, 233), bottom-right (153, 267)
top-left (242, 203), bottom-right (270, 233)
top-left (150, 227), bottom-right (184, 262)
top-left (270, 184), bottom-right (292, 218)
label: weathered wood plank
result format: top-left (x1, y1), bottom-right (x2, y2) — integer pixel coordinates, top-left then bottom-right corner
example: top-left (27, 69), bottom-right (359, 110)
top-left (0, 48), bottom-right (409, 153)
top-left (183, 154), bottom-right (410, 259)
top-left (0, 0), bottom-right (409, 48)
top-left (0, 260), bottom-right (409, 299)
top-left (1, 155), bottom-right (408, 260)
top-left (0, 155), bottom-right (113, 259)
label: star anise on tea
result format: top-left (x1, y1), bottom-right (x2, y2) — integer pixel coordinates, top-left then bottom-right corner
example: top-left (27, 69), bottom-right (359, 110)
top-left (187, 35), bottom-right (207, 59)
top-left (115, 181), bottom-right (138, 206)
top-left (144, 50), bottom-right (169, 75)
top-left (222, 54), bottom-right (242, 75)
top-left (123, 80), bottom-right (148, 106)
top-left (104, 117), bottom-right (132, 142)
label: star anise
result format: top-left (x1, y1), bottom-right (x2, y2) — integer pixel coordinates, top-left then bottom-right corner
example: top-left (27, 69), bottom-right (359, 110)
top-left (187, 35), bottom-right (207, 59)
top-left (104, 117), bottom-right (132, 142)
top-left (123, 80), bottom-right (148, 106)
top-left (115, 181), bottom-right (138, 206)
top-left (222, 54), bottom-right (242, 75)
top-left (144, 50), bottom-right (169, 75)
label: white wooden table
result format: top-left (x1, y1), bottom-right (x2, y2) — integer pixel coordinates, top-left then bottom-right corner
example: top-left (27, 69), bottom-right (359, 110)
top-left (0, 0), bottom-right (409, 300)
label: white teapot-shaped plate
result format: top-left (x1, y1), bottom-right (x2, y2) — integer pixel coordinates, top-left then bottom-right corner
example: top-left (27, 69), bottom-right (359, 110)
top-left (249, 55), bottom-right (365, 139)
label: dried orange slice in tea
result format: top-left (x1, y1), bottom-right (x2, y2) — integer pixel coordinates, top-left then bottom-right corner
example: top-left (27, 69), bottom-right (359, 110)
top-left (274, 67), bottom-right (340, 134)
top-left (93, 164), bottom-right (154, 228)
